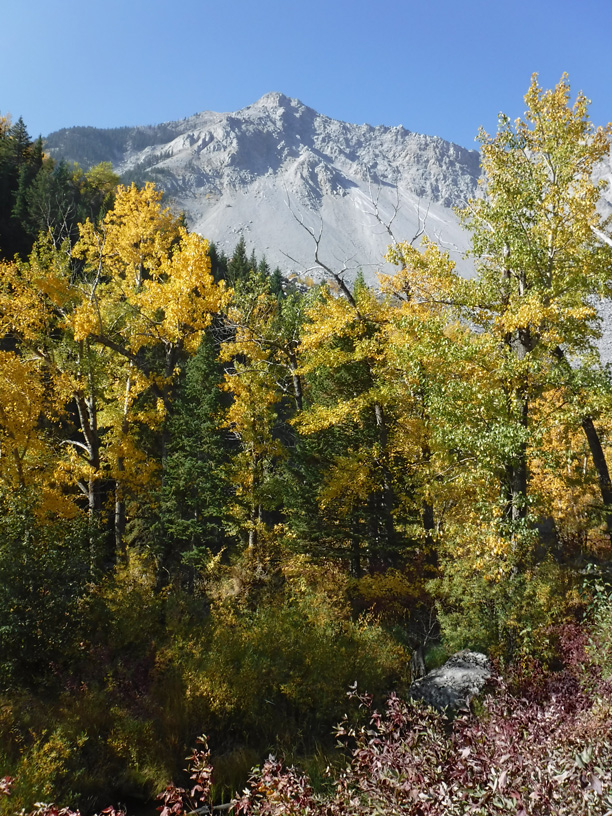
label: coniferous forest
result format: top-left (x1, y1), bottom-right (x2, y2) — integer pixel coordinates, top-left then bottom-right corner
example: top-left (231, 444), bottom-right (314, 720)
top-left (2, 76), bottom-right (612, 814)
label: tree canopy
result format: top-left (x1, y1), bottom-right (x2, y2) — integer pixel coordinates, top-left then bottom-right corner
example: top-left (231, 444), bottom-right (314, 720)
top-left (1, 76), bottom-right (612, 813)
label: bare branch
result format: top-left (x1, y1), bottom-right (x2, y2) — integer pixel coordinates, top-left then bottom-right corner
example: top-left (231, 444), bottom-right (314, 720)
top-left (592, 226), bottom-right (612, 248)
top-left (284, 193), bottom-right (358, 309)
top-left (364, 179), bottom-right (402, 245)
top-left (61, 438), bottom-right (91, 455)
top-left (360, 179), bottom-right (432, 251)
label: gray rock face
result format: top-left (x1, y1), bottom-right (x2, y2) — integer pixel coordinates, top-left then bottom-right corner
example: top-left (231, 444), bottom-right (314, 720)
top-left (43, 95), bottom-right (612, 360)
top-left (410, 650), bottom-right (492, 711)
top-left (43, 93), bottom-right (479, 283)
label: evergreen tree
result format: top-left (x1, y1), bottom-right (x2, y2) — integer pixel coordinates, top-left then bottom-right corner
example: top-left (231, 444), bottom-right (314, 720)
top-left (0, 116), bottom-right (43, 258)
top-left (257, 255), bottom-right (270, 277)
top-left (153, 331), bottom-right (234, 573)
top-left (208, 240), bottom-right (229, 282)
top-left (23, 160), bottom-right (120, 250)
top-left (226, 235), bottom-right (252, 285)
top-left (269, 266), bottom-right (284, 298)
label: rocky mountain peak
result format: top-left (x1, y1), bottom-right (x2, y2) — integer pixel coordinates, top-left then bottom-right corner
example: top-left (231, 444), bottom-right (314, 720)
top-left (44, 96), bottom-right (482, 280)
top-left (247, 91), bottom-right (305, 113)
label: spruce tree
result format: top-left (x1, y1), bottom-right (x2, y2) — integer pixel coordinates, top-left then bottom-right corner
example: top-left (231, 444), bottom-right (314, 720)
top-left (154, 332), bottom-right (233, 574)
top-left (226, 235), bottom-right (252, 284)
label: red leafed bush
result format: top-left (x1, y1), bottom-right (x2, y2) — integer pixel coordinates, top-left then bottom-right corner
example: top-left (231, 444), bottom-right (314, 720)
top-left (234, 623), bottom-right (612, 815)
top-left (156, 736), bottom-right (213, 816)
top-left (233, 757), bottom-right (316, 816)
top-left (5, 622), bottom-right (612, 815)
top-left (18, 807), bottom-right (125, 816)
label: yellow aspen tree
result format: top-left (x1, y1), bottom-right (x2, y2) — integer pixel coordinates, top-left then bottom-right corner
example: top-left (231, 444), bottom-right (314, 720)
top-left (381, 240), bottom-right (470, 538)
top-left (295, 277), bottom-right (401, 571)
top-left (0, 352), bottom-right (66, 503)
top-left (0, 183), bottom-right (228, 552)
top-left (221, 357), bottom-right (286, 550)
top-left (460, 74), bottom-right (612, 544)
top-left (71, 183), bottom-right (229, 548)
top-left (219, 274), bottom-right (297, 550)
top-left (0, 258), bottom-right (73, 514)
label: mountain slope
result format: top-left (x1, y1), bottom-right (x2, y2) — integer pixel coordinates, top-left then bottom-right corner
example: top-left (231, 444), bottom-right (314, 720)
top-left (44, 93), bottom-right (480, 281)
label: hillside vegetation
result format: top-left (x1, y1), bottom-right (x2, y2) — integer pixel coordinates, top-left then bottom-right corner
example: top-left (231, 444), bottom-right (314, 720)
top-left (1, 75), bottom-right (612, 814)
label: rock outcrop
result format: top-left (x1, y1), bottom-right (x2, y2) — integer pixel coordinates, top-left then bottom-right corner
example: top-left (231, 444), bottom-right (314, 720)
top-left (410, 650), bottom-right (491, 711)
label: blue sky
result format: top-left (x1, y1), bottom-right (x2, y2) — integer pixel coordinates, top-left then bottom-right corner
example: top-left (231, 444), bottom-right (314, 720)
top-left (1, 0), bottom-right (610, 149)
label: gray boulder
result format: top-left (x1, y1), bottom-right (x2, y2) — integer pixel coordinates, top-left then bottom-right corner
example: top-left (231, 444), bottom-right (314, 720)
top-left (409, 650), bottom-right (491, 711)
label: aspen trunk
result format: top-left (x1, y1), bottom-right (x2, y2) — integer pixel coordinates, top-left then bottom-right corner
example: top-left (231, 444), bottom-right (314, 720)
top-left (114, 370), bottom-right (132, 554)
top-left (581, 416), bottom-right (612, 541)
top-left (552, 347), bottom-right (612, 541)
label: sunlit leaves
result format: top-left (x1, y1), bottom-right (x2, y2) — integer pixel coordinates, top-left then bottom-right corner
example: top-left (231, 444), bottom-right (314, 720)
top-left (219, 274), bottom-right (296, 546)
top-left (462, 73), bottom-right (612, 353)
top-left (137, 228), bottom-right (228, 352)
top-left (0, 181), bottom-right (230, 536)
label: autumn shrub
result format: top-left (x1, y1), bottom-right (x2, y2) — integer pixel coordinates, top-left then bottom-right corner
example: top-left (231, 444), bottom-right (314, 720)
top-left (0, 547), bottom-right (408, 810)
top-left (0, 727), bottom-right (85, 815)
top-left (433, 540), bottom-right (579, 663)
top-left (0, 739), bottom-right (212, 816)
top-left (0, 683), bottom-right (172, 813)
top-left (0, 493), bottom-right (96, 690)
top-left (584, 569), bottom-right (612, 682)
top-left (5, 617), bottom-right (612, 815)
top-left (349, 562), bottom-right (438, 648)
top-left (235, 622), bottom-right (612, 815)
top-left (88, 549), bottom-right (166, 661)
top-left (0, 549), bottom-right (177, 812)
top-left (155, 552), bottom-right (409, 760)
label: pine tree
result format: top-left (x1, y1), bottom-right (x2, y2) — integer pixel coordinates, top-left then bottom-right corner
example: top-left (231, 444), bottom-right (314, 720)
top-left (226, 235), bottom-right (252, 285)
top-left (153, 331), bottom-right (233, 574)
top-left (0, 116), bottom-right (43, 258)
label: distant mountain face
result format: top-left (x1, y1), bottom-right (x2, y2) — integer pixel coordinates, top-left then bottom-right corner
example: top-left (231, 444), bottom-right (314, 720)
top-left (44, 94), bottom-right (612, 358)
top-left (44, 92), bottom-right (612, 281)
top-left (44, 93), bottom-right (482, 282)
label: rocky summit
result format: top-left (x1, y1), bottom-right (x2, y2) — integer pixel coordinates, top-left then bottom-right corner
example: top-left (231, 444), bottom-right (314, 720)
top-left (44, 94), bottom-right (612, 358)
top-left (44, 93), bottom-right (482, 282)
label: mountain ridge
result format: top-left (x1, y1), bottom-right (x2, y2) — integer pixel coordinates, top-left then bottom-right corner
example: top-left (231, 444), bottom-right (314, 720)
top-left (43, 94), bottom-right (480, 281)
top-left (42, 94), bottom-right (612, 358)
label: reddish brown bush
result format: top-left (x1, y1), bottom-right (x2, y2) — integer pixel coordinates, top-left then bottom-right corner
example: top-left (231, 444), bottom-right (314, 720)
top-left (234, 623), bottom-right (612, 815)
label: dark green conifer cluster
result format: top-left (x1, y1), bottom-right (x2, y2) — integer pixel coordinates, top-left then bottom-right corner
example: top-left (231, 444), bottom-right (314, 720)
top-left (0, 116), bottom-right (119, 259)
